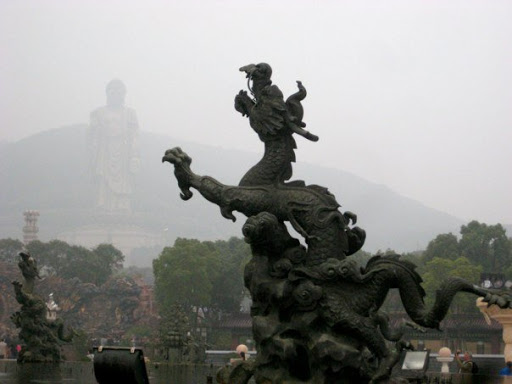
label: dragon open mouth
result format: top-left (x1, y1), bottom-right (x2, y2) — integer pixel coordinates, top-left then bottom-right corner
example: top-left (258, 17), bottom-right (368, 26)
top-left (247, 77), bottom-right (254, 95)
top-left (239, 64), bottom-right (258, 96)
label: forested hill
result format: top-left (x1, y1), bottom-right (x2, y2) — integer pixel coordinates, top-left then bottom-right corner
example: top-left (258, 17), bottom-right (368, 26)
top-left (0, 125), bottom-right (465, 252)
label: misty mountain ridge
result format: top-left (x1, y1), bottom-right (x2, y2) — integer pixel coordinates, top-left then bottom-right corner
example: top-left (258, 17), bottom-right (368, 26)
top-left (0, 125), bottom-right (473, 259)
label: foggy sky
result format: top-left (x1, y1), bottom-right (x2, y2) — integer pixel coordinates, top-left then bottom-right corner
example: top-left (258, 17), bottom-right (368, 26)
top-left (1, 0), bottom-right (511, 225)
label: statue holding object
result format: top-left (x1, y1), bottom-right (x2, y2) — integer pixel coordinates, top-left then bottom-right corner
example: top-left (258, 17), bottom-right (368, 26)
top-left (163, 63), bottom-right (512, 383)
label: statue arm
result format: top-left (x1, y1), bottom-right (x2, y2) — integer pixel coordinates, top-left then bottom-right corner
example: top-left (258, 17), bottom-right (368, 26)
top-left (88, 111), bottom-right (100, 146)
top-left (127, 108), bottom-right (141, 173)
top-left (234, 90), bottom-right (255, 117)
top-left (87, 110), bottom-right (102, 176)
top-left (454, 352), bottom-right (467, 371)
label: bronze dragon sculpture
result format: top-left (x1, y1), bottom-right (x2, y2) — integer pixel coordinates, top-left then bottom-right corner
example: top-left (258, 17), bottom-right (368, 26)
top-left (163, 63), bottom-right (512, 383)
top-left (11, 280), bottom-right (76, 362)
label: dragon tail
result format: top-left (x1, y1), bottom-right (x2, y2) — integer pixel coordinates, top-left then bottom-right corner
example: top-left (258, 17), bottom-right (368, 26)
top-left (417, 277), bottom-right (485, 329)
top-left (364, 254), bottom-right (425, 299)
top-left (286, 81), bottom-right (307, 128)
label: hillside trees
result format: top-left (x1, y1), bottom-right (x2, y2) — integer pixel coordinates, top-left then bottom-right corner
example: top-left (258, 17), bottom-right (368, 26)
top-left (423, 221), bottom-right (512, 271)
top-left (420, 220), bottom-right (512, 314)
top-left (370, 221), bottom-right (511, 316)
top-left (154, 238), bottom-right (219, 313)
top-left (459, 221), bottom-right (512, 272)
top-left (0, 238), bottom-right (124, 286)
top-left (92, 243), bottom-right (125, 277)
top-left (422, 233), bottom-right (460, 263)
top-left (153, 237), bottom-right (251, 335)
top-left (210, 237), bottom-right (252, 313)
top-left (421, 256), bottom-right (483, 313)
top-left (0, 238), bottom-right (24, 262)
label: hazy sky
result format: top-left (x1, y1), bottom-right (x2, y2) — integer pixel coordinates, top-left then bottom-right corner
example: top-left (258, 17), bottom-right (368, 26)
top-left (1, 0), bottom-right (511, 225)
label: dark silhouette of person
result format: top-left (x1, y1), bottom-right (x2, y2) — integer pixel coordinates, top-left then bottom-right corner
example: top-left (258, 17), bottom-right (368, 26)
top-left (500, 361), bottom-right (512, 376)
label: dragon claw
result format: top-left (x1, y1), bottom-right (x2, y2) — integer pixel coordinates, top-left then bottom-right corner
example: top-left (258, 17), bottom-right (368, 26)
top-left (221, 206), bottom-right (237, 222)
top-left (163, 147), bottom-right (195, 200)
top-left (483, 291), bottom-right (512, 309)
top-left (162, 147), bottom-right (191, 165)
top-left (343, 211), bottom-right (357, 225)
top-left (180, 190), bottom-right (193, 201)
top-left (405, 320), bottom-right (426, 333)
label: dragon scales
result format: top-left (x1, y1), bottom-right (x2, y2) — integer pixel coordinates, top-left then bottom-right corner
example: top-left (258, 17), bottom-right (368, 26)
top-left (163, 63), bottom-right (512, 384)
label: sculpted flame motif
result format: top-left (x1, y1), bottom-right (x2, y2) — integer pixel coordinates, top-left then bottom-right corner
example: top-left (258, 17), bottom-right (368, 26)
top-left (163, 63), bottom-right (512, 383)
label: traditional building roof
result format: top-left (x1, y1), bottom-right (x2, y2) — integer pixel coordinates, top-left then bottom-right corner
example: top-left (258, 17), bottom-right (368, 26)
top-left (213, 311), bottom-right (502, 337)
top-left (215, 313), bottom-right (252, 329)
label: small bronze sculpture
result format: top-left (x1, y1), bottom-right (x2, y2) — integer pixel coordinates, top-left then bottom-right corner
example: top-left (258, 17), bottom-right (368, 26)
top-left (163, 63), bottom-right (512, 383)
top-left (11, 252), bottom-right (75, 362)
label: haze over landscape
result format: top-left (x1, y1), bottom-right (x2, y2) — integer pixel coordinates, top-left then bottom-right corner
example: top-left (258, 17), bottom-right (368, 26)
top-left (1, 0), bottom-right (511, 228)
top-left (3, 3), bottom-right (512, 380)
top-left (0, 125), bottom-right (469, 264)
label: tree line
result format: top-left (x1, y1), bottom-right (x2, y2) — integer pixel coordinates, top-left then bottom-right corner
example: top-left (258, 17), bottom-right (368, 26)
top-left (153, 237), bottom-right (250, 322)
top-left (152, 220), bottom-right (511, 347)
top-left (0, 238), bottom-right (124, 286)
top-left (374, 220), bottom-right (512, 314)
top-left (0, 219), bottom-right (509, 346)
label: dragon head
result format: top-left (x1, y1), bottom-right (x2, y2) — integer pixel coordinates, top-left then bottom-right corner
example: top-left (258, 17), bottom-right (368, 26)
top-left (242, 212), bottom-right (295, 257)
top-left (240, 63), bottom-right (273, 94)
top-left (242, 212), bottom-right (281, 245)
top-left (240, 63), bottom-right (272, 80)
